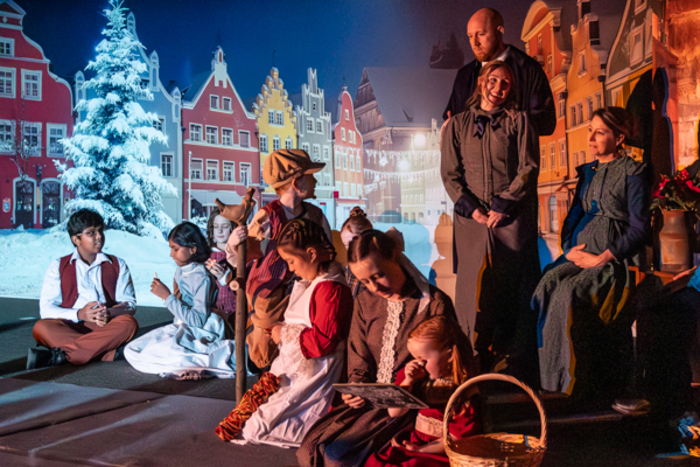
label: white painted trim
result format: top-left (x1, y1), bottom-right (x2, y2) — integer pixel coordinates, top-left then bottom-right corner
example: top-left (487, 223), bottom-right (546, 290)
top-left (222, 160), bottom-right (235, 182)
top-left (160, 152), bottom-right (175, 178)
top-left (0, 65), bottom-right (16, 98)
top-left (183, 141), bottom-right (259, 153)
top-left (0, 118), bottom-right (15, 153)
top-left (238, 130), bottom-right (251, 148)
top-left (190, 157), bottom-right (204, 180)
top-left (183, 73), bottom-right (257, 121)
top-left (0, 36), bottom-right (14, 57)
top-left (46, 123), bottom-right (66, 157)
top-left (205, 125), bottom-right (218, 145)
top-left (634, 0), bottom-right (647, 15)
top-left (221, 127), bottom-right (234, 146)
top-left (189, 123), bottom-right (203, 142)
top-left (205, 158), bottom-right (220, 181)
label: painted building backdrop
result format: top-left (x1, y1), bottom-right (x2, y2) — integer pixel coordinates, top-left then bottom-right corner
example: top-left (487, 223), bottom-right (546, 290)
top-left (0, 1), bottom-right (73, 230)
top-left (3, 0), bottom-right (700, 300)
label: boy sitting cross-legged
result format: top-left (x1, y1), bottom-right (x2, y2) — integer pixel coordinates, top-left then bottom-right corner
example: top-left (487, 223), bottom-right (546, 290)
top-left (28, 209), bottom-right (138, 369)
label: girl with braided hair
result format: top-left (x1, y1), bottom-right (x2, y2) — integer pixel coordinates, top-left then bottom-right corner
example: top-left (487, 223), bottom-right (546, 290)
top-left (340, 207), bottom-right (373, 298)
top-left (216, 218), bottom-right (352, 447)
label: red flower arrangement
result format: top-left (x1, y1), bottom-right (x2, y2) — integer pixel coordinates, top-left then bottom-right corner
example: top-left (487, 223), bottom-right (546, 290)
top-left (651, 166), bottom-right (700, 213)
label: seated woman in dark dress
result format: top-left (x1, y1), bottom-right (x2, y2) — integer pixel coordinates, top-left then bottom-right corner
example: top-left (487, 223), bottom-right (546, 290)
top-left (531, 107), bottom-right (650, 400)
top-left (296, 230), bottom-right (459, 467)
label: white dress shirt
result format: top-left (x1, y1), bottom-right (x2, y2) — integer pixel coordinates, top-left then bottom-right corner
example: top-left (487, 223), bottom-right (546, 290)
top-left (481, 46), bottom-right (510, 66)
top-left (39, 250), bottom-right (137, 322)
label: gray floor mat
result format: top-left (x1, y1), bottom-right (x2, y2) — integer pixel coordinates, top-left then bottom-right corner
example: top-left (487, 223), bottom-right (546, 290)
top-left (0, 380), bottom-right (297, 467)
top-left (0, 379), bottom-right (165, 437)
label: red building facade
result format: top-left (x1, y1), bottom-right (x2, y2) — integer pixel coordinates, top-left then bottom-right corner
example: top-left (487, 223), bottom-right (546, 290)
top-left (181, 47), bottom-right (260, 219)
top-left (333, 84), bottom-right (365, 228)
top-left (0, 0), bottom-right (73, 229)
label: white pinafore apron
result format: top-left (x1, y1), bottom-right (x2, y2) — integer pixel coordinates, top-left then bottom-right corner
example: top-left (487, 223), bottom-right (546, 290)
top-left (235, 271), bottom-right (346, 448)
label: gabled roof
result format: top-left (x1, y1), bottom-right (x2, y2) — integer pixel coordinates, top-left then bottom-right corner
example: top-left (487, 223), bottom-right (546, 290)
top-left (361, 67), bottom-right (457, 127)
top-left (521, 0), bottom-right (579, 54)
top-left (0, 0), bottom-right (24, 18)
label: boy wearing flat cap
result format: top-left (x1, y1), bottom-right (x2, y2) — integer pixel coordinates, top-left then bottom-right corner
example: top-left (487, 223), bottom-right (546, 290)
top-left (231, 149), bottom-right (332, 369)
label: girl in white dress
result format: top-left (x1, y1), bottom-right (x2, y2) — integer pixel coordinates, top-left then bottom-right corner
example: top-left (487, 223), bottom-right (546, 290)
top-left (216, 219), bottom-right (353, 447)
top-left (125, 222), bottom-right (246, 379)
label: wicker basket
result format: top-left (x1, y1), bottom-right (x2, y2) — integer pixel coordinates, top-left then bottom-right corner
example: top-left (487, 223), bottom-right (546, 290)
top-left (443, 373), bottom-right (547, 467)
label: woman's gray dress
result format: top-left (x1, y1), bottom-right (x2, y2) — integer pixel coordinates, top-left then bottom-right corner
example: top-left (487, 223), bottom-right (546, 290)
top-left (532, 156), bottom-right (649, 395)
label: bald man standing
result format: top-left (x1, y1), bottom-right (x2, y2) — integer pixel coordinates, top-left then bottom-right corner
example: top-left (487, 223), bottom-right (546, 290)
top-left (443, 8), bottom-right (556, 136)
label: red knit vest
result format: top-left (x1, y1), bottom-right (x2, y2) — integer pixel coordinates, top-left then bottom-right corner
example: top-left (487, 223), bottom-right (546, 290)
top-left (58, 254), bottom-right (120, 309)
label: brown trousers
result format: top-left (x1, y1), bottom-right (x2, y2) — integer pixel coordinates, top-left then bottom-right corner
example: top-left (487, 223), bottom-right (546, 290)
top-left (246, 288), bottom-right (289, 368)
top-left (33, 315), bottom-right (138, 365)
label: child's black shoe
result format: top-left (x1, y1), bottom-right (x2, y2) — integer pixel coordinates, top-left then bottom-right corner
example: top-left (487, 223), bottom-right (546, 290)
top-left (26, 347), bottom-right (66, 370)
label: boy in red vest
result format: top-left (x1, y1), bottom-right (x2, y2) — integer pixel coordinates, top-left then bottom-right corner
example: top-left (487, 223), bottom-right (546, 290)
top-left (228, 149), bottom-right (331, 369)
top-left (28, 209), bottom-right (139, 369)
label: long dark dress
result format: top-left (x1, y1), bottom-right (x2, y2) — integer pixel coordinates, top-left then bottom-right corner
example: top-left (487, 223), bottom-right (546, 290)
top-left (532, 156), bottom-right (649, 396)
top-left (296, 281), bottom-right (458, 467)
top-left (441, 106), bottom-right (540, 361)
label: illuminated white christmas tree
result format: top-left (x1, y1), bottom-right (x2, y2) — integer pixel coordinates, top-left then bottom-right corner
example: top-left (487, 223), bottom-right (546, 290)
top-left (58, 0), bottom-right (175, 236)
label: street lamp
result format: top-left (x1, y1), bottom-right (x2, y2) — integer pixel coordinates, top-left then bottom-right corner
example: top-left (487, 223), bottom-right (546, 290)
top-left (188, 150), bottom-right (192, 220)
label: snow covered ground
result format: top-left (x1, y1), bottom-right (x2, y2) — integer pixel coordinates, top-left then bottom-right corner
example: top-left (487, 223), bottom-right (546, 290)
top-left (0, 221), bottom-right (558, 311)
top-left (0, 222), bottom-right (440, 309)
top-left (0, 228), bottom-right (175, 307)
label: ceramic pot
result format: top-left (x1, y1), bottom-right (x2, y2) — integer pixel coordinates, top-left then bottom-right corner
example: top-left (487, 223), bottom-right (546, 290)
top-left (659, 209), bottom-right (692, 273)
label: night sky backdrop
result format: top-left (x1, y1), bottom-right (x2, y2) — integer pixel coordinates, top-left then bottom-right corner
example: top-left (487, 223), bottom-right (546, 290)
top-left (20, 0), bottom-right (533, 105)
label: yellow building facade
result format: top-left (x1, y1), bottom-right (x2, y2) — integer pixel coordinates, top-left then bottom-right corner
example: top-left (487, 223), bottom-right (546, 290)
top-left (252, 67), bottom-right (297, 201)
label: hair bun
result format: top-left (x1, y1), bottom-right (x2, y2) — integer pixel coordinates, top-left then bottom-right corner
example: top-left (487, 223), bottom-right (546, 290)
top-left (349, 207), bottom-right (366, 218)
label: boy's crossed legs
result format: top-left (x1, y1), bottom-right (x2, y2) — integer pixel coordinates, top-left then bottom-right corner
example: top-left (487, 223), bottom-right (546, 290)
top-left (32, 315), bottom-right (138, 366)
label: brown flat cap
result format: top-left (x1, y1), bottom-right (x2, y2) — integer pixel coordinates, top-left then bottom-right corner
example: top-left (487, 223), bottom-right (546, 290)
top-left (263, 149), bottom-right (325, 189)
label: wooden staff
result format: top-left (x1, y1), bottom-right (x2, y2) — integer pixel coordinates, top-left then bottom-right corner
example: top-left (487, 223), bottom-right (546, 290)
top-left (216, 187), bottom-right (256, 403)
